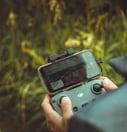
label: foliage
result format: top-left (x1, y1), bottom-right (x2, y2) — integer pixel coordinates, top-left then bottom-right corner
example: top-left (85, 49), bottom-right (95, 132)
top-left (0, 0), bottom-right (127, 131)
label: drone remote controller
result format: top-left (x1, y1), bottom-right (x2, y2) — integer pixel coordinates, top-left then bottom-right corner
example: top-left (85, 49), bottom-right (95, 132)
top-left (38, 48), bottom-right (106, 115)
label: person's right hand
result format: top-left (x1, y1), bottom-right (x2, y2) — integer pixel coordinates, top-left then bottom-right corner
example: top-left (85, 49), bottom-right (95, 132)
top-left (99, 76), bottom-right (118, 91)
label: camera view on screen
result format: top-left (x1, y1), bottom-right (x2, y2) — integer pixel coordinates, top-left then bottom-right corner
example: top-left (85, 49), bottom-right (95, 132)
top-left (40, 55), bottom-right (86, 92)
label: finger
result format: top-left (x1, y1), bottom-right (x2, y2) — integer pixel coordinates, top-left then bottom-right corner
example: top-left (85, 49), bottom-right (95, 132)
top-left (99, 76), bottom-right (118, 91)
top-left (41, 95), bottom-right (60, 119)
top-left (41, 95), bottom-right (53, 114)
top-left (103, 78), bottom-right (118, 91)
top-left (42, 95), bottom-right (62, 129)
top-left (61, 97), bottom-right (73, 119)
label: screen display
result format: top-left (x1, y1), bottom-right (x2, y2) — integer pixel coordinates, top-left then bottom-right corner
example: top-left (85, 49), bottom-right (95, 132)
top-left (39, 50), bottom-right (101, 93)
top-left (40, 55), bottom-right (86, 92)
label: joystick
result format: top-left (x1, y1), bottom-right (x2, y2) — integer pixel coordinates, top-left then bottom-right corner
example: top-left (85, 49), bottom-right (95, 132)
top-left (57, 95), bottom-right (67, 106)
top-left (92, 83), bottom-right (103, 94)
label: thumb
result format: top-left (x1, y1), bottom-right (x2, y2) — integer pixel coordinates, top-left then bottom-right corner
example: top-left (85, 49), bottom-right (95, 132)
top-left (61, 96), bottom-right (73, 119)
top-left (103, 78), bottom-right (118, 91)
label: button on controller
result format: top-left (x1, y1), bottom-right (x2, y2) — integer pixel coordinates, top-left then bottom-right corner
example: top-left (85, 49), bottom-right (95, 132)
top-left (57, 95), bottom-right (67, 106)
top-left (92, 83), bottom-right (102, 94)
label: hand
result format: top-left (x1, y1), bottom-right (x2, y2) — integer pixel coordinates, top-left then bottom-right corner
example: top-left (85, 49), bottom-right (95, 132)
top-left (99, 76), bottom-right (118, 91)
top-left (41, 95), bottom-right (73, 132)
top-left (41, 76), bottom-right (118, 132)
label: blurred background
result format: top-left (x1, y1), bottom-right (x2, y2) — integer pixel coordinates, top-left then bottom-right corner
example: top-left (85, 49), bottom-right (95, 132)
top-left (0, 0), bottom-right (127, 131)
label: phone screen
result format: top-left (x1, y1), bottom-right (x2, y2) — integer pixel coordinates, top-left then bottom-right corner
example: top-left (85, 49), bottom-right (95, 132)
top-left (39, 50), bottom-right (101, 93)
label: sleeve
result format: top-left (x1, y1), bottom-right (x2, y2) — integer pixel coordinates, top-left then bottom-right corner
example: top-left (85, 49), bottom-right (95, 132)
top-left (67, 82), bottom-right (127, 132)
top-left (68, 116), bottom-right (102, 132)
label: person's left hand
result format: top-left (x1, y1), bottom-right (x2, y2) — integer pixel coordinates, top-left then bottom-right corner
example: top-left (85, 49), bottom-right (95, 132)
top-left (41, 95), bottom-right (73, 132)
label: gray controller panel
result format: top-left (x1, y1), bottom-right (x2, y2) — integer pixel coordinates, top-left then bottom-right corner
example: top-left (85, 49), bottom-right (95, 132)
top-left (51, 80), bottom-right (106, 115)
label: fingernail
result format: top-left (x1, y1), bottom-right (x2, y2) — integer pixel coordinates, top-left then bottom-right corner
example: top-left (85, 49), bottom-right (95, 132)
top-left (103, 79), bottom-right (111, 85)
top-left (62, 96), bottom-right (70, 103)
